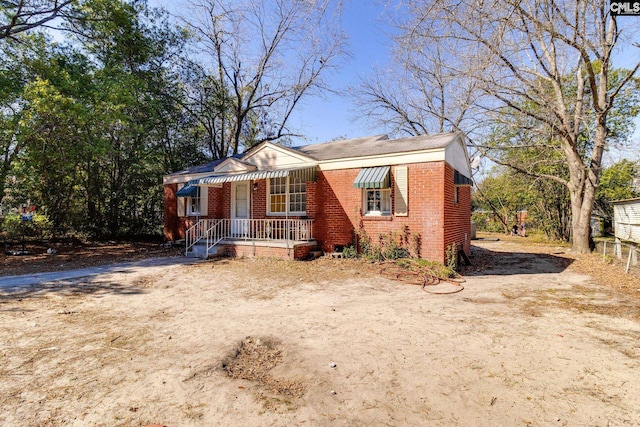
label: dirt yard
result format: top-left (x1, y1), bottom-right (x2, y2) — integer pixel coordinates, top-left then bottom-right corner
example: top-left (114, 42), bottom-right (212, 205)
top-left (1, 241), bottom-right (183, 277)
top-left (1, 237), bottom-right (639, 426)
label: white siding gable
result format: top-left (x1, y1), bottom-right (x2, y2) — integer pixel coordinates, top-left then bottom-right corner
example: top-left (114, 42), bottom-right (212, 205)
top-left (444, 136), bottom-right (472, 179)
top-left (242, 142), bottom-right (315, 169)
top-left (214, 158), bottom-right (257, 173)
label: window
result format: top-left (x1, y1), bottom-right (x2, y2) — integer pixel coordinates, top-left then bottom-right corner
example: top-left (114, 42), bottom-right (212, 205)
top-left (268, 176), bottom-right (307, 215)
top-left (289, 177), bottom-right (307, 214)
top-left (363, 188), bottom-right (391, 216)
top-left (188, 187), bottom-right (201, 215)
top-left (269, 177), bottom-right (287, 213)
top-left (177, 184), bottom-right (207, 217)
top-left (454, 186), bottom-right (460, 204)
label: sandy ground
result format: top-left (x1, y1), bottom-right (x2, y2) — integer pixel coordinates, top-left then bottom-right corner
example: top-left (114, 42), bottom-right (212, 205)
top-left (1, 241), bottom-right (184, 277)
top-left (1, 239), bottom-right (639, 426)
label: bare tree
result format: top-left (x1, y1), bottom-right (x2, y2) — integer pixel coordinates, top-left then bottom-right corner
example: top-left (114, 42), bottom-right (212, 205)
top-left (0, 0), bottom-right (74, 40)
top-left (354, 32), bottom-right (484, 137)
top-left (363, 0), bottom-right (640, 253)
top-left (181, 0), bottom-right (347, 156)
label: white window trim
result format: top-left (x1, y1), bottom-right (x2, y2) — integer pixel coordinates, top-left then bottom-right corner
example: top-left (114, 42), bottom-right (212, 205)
top-left (267, 176), bottom-right (307, 216)
top-left (187, 186), bottom-right (208, 216)
top-left (187, 190), bottom-right (201, 216)
top-left (363, 188), bottom-right (392, 216)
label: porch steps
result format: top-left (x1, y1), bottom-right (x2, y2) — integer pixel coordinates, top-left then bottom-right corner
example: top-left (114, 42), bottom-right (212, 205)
top-left (186, 243), bottom-right (224, 259)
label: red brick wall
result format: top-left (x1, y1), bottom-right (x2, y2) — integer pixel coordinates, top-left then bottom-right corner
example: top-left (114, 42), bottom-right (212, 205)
top-left (306, 181), bottom-right (317, 218)
top-left (208, 186), bottom-right (224, 219)
top-left (222, 183), bottom-right (231, 218)
top-left (223, 243), bottom-right (316, 260)
top-left (314, 162), bottom-right (470, 264)
top-left (251, 181), bottom-right (267, 219)
top-left (443, 163), bottom-right (472, 261)
top-left (163, 183), bottom-right (180, 241)
top-left (163, 184), bottom-right (225, 241)
top-left (314, 169), bottom-right (360, 252)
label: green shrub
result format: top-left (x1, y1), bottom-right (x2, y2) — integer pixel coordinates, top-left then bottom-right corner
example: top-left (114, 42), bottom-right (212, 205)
top-left (342, 245), bottom-right (358, 259)
top-left (2, 213), bottom-right (52, 241)
top-left (445, 243), bottom-right (457, 271)
top-left (352, 228), bottom-right (412, 262)
top-left (401, 257), bottom-right (457, 278)
top-left (379, 231), bottom-right (410, 260)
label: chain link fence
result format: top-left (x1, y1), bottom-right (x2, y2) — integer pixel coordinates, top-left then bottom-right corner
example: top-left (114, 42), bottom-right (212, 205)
top-left (594, 240), bottom-right (640, 278)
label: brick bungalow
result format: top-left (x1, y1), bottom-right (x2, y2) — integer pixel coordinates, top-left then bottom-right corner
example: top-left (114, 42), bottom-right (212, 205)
top-left (163, 132), bottom-right (472, 264)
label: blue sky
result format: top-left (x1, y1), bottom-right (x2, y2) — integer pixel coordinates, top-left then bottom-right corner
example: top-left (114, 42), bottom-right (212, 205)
top-left (287, 0), bottom-right (391, 144)
top-left (152, 0), bottom-right (639, 160)
top-left (153, 0), bottom-right (392, 144)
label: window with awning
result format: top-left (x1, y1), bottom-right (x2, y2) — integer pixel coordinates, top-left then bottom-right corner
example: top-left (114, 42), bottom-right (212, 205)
top-left (176, 183), bottom-right (207, 216)
top-left (354, 166), bottom-right (392, 216)
top-left (353, 166), bottom-right (391, 189)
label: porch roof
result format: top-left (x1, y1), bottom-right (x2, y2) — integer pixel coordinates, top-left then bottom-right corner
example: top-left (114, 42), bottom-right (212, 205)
top-left (353, 166), bottom-right (391, 189)
top-left (195, 166), bottom-right (317, 185)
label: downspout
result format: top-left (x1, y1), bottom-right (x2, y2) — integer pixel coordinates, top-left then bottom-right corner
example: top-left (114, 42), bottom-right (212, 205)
top-left (286, 183), bottom-right (290, 257)
top-left (251, 180), bottom-right (255, 257)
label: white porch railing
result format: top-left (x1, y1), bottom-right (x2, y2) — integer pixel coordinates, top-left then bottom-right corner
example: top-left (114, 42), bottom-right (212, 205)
top-left (186, 218), bottom-right (314, 256)
top-left (185, 219), bottom-right (218, 254)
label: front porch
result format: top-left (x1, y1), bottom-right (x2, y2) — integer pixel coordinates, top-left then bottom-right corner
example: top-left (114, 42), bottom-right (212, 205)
top-left (185, 218), bottom-right (317, 260)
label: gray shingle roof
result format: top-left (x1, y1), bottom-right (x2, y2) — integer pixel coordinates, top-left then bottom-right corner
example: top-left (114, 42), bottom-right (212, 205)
top-left (166, 132), bottom-right (462, 178)
top-left (166, 153), bottom-right (244, 177)
top-left (294, 132), bottom-right (459, 161)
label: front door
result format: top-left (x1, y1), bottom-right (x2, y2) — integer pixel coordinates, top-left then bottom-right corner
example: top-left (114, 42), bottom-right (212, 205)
top-left (231, 182), bottom-right (249, 236)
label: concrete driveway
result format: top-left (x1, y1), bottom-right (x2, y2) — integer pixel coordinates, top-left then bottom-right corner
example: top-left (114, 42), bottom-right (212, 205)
top-left (0, 256), bottom-right (201, 291)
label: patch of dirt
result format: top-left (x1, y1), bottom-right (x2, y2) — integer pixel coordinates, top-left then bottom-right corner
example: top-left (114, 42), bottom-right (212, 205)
top-left (0, 241), bottom-right (183, 277)
top-left (222, 336), bottom-right (306, 399)
top-left (468, 233), bottom-right (640, 319)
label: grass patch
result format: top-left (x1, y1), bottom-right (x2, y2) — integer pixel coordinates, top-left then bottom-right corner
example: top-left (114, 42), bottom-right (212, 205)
top-left (397, 258), bottom-right (457, 279)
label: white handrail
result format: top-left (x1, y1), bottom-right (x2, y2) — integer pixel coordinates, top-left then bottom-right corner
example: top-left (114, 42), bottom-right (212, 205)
top-left (186, 218), bottom-right (314, 256)
top-left (185, 219), bottom-right (204, 255)
top-left (206, 219), bottom-right (229, 253)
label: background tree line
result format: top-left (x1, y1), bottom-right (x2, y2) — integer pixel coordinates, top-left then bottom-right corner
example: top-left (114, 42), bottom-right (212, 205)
top-left (473, 159), bottom-right (639, 241)
top-left (0, 0), bottom-right (345, 238)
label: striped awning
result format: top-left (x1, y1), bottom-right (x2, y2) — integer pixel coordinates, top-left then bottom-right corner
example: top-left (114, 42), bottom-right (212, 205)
top-left (195, 166), bottom-right (317, 185)
top-left (175, 184), bottom-right (199, 197)
top-left (353, 166), bottom-right (390, 189)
